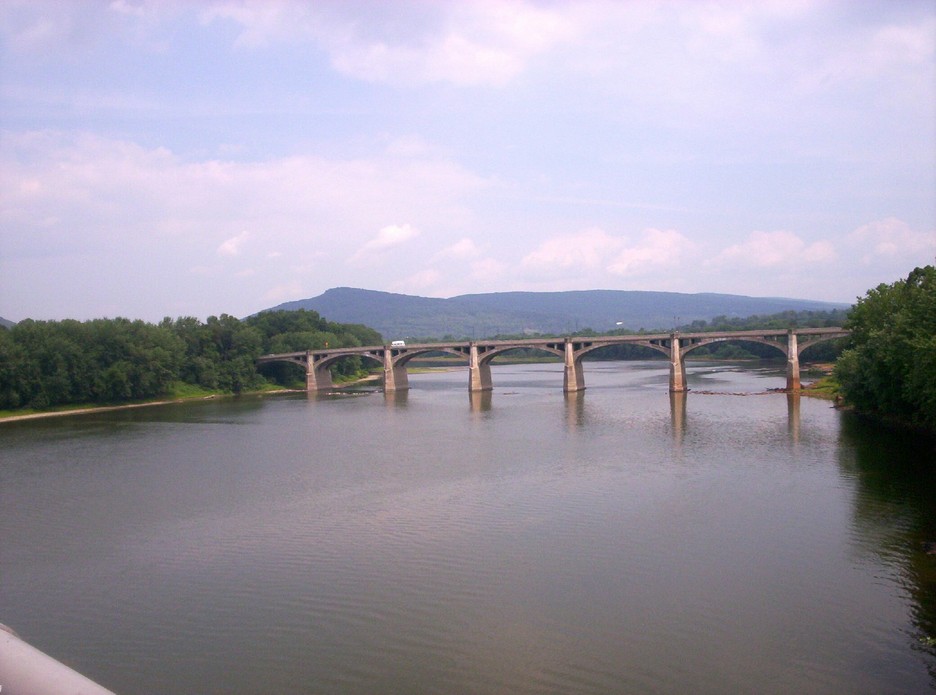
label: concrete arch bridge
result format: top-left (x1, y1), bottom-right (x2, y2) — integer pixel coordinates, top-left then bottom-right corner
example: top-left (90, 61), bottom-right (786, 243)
top-left (257, 327), bottom-right (849, 394)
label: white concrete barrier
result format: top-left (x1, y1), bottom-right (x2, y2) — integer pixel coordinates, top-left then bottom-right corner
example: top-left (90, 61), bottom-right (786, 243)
top-left (0, 623), bottom-right (115, 695)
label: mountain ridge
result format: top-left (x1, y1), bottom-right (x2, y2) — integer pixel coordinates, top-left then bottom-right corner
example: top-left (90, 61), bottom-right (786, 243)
top-left (263, 287), bottom-right (850, 340)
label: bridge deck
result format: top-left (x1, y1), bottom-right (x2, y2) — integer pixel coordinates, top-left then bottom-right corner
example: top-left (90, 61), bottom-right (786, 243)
top-left (257, 327), bottom-right (848, 362)
top-left (256, 327), bottom-right (850, 396)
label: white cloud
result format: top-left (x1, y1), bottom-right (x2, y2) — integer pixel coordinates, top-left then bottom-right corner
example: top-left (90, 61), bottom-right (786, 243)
top-left (200, 1), bottom-right (313, 48)
top-left (0, 130), bottom-right (487, 319)
top-left (607, 229), bottom-right (690, 277)
top-left (521, 227), bottom-right (620, 275)
top-left (217, 230), bottom-right (249, 256)
top-left (521, 227), bottom-right (691, 281)
top-left (710, 231), bottom-right (836, 269)
top-left (330, 4), bottom-right (575, 87)
top-left (431, 237), bottom-right (481, 263)
top-left (848, 217), bottom-right (935, 265)
top-left (263, 281), bottom-right (304, 303)
top-left (384, 135), bottom-right (438, 158)
top-left (393, 269), bottom-right (442, 295)
top-left (202, 0), bottom-right (579, 87)
top-left (108, 1), bottom-right (147, 19)
top-left (0, 0), bottom-right (87, 52)
top-left (374, 223), bottom-right (420, 249)
top-left (348, 223), bottom-right (420, 266)
top-left (469, 258), bottom-right (509, 284)
top-left (1, 131), bottom-right (483, 252)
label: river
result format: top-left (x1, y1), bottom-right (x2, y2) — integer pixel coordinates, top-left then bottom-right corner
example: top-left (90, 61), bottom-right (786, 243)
top-left (1, 360), bottom-right (934, 694)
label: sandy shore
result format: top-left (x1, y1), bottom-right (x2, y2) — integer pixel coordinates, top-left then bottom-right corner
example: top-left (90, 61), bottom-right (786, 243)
top-left (0, 375), bottom-right (385, 424)
top-left (0, 398), bottom-right (210, 423)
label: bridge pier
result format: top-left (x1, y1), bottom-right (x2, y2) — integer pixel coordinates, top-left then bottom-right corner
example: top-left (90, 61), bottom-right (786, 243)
top-left (306, 353), bottom-right (333, 391)
top-left (468, 343), bottom-right (493, 392)
top-left (382, 347), bottom-right (409, 392)
top-left (786, 330), bottom-right (800, 391)
top-left (669, 334), bottom-right (687, 392)
top-left (563, 339), bottom-right (585, 393)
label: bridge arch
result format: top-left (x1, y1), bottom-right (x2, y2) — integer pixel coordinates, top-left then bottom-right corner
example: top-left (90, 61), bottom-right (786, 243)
top-left (390, 346), bottom-right (472, 367)
top-left (679, 335), bottom-right (788, 360)
top-left (378, 346), bottom-right (474, 391)
top-left (465, 341), bottom-right (567, 392)
top-left (555, 338), bottom-right (674, 392)
top-left (574, 340), bottom-right (671, 360)
top-left (312, 350), bottom-right (384, 371)
top-left (475, 344), bottom-right (565, 366)
top-left (795, 332), bottom-right (849, 357)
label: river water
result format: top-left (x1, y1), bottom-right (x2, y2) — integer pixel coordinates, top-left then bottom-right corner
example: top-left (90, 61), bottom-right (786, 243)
top-left (1, 360), bottom-right (935, 694)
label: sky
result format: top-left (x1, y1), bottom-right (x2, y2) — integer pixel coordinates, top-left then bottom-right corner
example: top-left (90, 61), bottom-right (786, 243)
top-left (1, 0), bottom-right (934, 323)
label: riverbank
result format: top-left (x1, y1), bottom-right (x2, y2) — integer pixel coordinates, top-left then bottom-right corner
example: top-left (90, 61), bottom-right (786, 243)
top-left (0, 392), bottom-right (284, 424)
top-left (0, 375), bottom-right (383, 424)
top-left (0, 367), bottom-right (838, 423)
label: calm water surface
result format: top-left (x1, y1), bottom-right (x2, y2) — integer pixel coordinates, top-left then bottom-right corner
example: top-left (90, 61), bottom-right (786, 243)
top-left (2, 361), bottom-right (935, 694)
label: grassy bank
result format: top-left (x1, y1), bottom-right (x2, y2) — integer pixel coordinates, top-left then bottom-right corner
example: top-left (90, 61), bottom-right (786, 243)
top-left (0, 380), bottom-right (289, 423)
top-left (802, 375), bottom-right (840, 400)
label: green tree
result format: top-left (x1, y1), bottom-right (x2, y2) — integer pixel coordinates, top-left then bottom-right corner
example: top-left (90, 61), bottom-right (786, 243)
top-left (0, 309), bottom-right (387, 412)
top-left (247, 310), bottom-right (383, 385)
top-left (0, 327), bottom-right (29, 409)
top-left (835, 265), bottom-right (936, 432)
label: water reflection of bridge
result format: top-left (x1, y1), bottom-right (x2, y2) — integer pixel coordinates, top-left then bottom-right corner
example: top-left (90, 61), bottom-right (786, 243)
top-left (384, 385), bottom-right (806, 448)
top-left (258, 328), bottom-right (848, 394)
top-left (667, 391), bottom-right (802, 446)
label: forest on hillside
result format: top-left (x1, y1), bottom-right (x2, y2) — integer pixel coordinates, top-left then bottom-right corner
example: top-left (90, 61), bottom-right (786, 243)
top-left (273, 287), bottom-right (849, 339)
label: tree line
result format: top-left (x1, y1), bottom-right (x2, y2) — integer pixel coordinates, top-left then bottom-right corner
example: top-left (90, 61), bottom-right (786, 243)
top-left (0, 310), bottom-right (382, 411)
top-left (835, 265), bottom-right (936, 433)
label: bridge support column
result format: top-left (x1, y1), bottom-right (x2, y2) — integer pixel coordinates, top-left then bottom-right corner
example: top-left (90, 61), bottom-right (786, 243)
top-left (468, 344), bottom-right (492, 392)
top-left (786, 330), bottom-right (800, 391)
top-left (669, 334), bottom-right (687, 392)
top-left (305, 352), bottom-right (333, 391)
top-left (382, 348), bottom-right (409, 392)
top-left (563, 339), bottom-right (585, 393)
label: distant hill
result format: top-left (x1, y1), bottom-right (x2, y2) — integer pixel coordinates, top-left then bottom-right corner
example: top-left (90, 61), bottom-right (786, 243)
top-left (0, 316), bottom-right (14, 329)
top-left (263, 288), bottom-right (850, 340)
